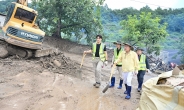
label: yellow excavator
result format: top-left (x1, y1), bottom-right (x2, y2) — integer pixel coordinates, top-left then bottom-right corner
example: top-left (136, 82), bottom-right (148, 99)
top-left (0, 0), bottom-right (55, 59)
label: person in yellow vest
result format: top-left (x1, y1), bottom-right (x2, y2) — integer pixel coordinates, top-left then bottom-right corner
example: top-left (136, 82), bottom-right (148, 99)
top-left (84, 35), bottom-right (108, 88)
top-left (114, 43), bottom-right (139, 99)
top-left (109, 41), bottom-right (123, 89)
top-left (136, 47), bottom-right (150, 92)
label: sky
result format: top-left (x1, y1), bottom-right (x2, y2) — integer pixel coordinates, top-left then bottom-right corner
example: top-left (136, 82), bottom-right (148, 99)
top-left (104, 0), bottom-right (184, 10)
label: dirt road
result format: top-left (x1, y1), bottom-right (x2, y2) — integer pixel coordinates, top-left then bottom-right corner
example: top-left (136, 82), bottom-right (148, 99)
top-left (0, 53), bottom-right (157, 110)
top-left (0, 37), bottom-right (158, 110)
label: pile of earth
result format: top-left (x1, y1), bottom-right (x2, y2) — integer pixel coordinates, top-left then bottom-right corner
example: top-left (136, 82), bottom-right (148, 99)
top-left (0, 50), bottom-right (80, 79)
top-left (43, 36), bottom-right (114, 61)
top-left (43, 36), bottom-right (90, 54)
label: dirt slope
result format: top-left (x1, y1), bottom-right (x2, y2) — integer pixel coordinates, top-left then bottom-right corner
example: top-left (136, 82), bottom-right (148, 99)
top-left (0, 36), bottom-right (157, 110)
top-left (43, 36), bottom-right (114, 61)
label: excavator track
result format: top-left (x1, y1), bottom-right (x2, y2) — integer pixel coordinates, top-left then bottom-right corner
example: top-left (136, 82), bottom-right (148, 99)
top-left (24, 49), bottom-right (33, 59)
top-left (34, 48), bottom-right (59, 57)
top-left (0, 40), bottom-right (59, 59)
top-left (0, 31), bottom-right (58, 59)
top-left (7, 45), bottom-right (32, 59)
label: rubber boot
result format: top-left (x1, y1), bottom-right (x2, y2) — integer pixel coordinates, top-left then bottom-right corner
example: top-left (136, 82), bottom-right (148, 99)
top-left (95, 82), bottom-right (101, 88)
top-left (109, 77), bottom-right (115, 88)
top-left (124, 84), bottom-right (128, 94)
top-left (137, 82), bottom-right (143, 92)
top-left (137, 81), bottom-right (140, 92)
top-left (117, 79), bottom-right (123, 89)
top-left (125, 86), bottom-right (132, 99)
top-left (93, 82), bottom-right (98, 86)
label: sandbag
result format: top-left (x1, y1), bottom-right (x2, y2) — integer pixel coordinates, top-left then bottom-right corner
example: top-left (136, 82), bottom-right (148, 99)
top-left (137, 65), bottom-right (184, 110)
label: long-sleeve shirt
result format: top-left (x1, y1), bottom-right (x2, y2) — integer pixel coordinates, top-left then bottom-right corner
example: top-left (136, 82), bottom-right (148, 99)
top-left (138, 55), bottom-right (150, 69)
top-left (111, 55), bottom-right (114, 64)
top-left (115, 51), bottom-right (139, 73)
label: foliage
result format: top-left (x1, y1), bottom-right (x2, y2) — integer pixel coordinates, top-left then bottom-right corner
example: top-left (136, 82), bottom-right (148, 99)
top-left (165, 13), bottom-right (184, 33)
top-left (0, 0), bottom-right (32, 14)
top-left (0, 0), bottom-right (184, 49)
top-left (120, 12), bottom-right (168, 55)
top-left (101, 5), bottom-right (184, 44)
top-left (0, 0), bottom-right (105, 44)
top-left (31, 0), bottom-right (104, 44)
top-left (0, 0), bottom-right (14, 14)
top-left (100, 5), bottom-right (184, 61)
top-left (100, 6), bottom-right (184, 51)
top-left (178, 35), bottom-right (184, 63)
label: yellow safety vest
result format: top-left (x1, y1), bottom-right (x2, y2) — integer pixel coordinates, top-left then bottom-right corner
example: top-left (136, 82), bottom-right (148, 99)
top-left (139, 54), bottom-right (146, 70)
top-left (114, 48), bottom-right (122, 65)
top-left (92, 43), bottom-right (105, 61)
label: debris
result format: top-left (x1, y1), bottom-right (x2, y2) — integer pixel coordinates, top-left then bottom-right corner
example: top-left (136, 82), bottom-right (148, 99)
top-left (53, 60), bottom-right (61, 67)
top-left (37, 52), bottom-right (78, 76)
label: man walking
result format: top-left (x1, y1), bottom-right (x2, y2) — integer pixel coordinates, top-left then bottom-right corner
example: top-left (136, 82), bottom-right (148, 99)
top-left (136, 47), bottom-right (150, 92)
top-left (109, 41), bottom-right (123, 89)
top-left (84, 35), bottom-right (108, 88)
top-left (114, 43), bottom-right (139, 99)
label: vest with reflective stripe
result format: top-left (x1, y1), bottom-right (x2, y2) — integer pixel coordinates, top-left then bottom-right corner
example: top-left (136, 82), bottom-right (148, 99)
top-left (114, 48), bottom-right (122, 65)
top-left (92, 43), bottom-right (105, 61)
top-left (139, 54), bottom-right (146, 70)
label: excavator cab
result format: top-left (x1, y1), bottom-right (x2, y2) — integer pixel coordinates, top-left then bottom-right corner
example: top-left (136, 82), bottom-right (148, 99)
top-left (1, 1), bottom-right (45, 50)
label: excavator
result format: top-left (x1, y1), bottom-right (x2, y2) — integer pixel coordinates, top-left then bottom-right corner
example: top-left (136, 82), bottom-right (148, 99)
top-left (0, 0), bottom-right (56, 59)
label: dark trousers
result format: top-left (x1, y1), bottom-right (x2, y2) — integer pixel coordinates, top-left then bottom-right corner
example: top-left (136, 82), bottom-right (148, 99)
top-left (137, 70), bottom-right (146, 89)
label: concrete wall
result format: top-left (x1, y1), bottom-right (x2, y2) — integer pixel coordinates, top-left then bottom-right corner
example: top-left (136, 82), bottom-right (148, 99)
top-left (0, 15), bottom-right (6, 28)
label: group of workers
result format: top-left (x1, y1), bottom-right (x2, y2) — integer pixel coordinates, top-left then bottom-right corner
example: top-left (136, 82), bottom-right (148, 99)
top-left (84, 35), bottom-right (150, 99)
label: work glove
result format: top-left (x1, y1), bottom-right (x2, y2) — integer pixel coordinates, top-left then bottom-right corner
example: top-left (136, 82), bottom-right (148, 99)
top-left (104, 60), bottom-right (108, 66)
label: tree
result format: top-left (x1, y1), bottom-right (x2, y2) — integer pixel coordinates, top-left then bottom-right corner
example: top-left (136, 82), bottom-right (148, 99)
top-left (140, 5), bottom-right (152, 13)
top-left (165, 13), bottom-right (184, 33)
top-left (0, 0), bottom-right (14, 14)
top-left (120, 12), bottom-right (168, 55)
top-left (178, 35), bottom-right (184, 63)
top-left (31, 0), bottom-right (104, 44)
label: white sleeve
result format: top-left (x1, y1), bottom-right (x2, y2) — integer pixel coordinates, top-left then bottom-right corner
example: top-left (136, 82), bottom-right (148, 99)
top-left (112, 55), bottom-right (114, 64)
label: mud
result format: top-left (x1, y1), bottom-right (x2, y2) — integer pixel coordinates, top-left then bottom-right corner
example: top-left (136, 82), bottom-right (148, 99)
top-left (43, 36), bottom-right (114, 61)
top-left (0, 36), bottom-right (158, 110)
top-left (43, 36), bottom-right (90, 54)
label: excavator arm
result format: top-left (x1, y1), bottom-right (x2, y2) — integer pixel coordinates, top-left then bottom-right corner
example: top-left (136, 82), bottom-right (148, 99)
top-left (16, 0), bottom-right (28, 6)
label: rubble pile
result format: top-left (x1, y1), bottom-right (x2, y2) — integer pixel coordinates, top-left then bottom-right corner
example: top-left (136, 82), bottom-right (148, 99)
top-left (0, 51), bottom-right (80, 78)
top-left (39, 52), bottom-right (79, 75)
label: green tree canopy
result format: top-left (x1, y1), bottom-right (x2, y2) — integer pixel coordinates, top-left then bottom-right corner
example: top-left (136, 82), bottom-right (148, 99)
top-left (120, 12), bottom-right (168, 55)
top-left (0, 0), bottom-right (14, 14)
top-left (178, 35), bottom-right (184, 63)
top-left (31, 0), bottom-right (105, 43)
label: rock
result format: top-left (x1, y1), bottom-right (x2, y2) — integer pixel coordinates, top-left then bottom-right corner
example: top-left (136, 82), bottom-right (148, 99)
top-left (53, 60), bottom-right (61, 67)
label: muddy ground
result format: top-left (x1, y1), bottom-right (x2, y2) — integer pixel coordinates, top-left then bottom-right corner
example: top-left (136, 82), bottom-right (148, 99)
top-left (0, 36), bottom-right (157, 110)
